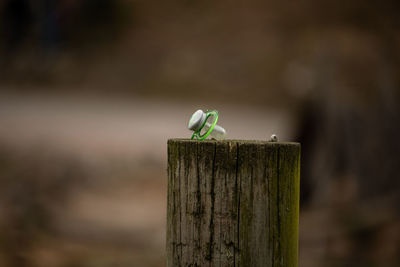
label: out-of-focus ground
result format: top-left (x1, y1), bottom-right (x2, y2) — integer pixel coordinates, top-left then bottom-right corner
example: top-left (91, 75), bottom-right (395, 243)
top-left (1, 91), bottom-right (398, 267)
top-left (0, 93), bottom-right (292, 161)
top-left (1, 0), bottom-right (400, 266)
top-left (0, 93), bottom-right (292, 267)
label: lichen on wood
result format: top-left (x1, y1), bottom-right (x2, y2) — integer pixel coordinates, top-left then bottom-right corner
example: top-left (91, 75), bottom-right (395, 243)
top-left (167, 139), bottom-right (300, 267)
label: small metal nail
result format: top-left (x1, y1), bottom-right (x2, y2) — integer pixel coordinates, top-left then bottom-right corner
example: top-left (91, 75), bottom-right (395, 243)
top-left (269, 134), bottom-right (278, 142)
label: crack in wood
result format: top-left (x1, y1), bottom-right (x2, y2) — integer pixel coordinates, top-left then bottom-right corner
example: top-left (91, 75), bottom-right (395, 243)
top-left (206, 143), bottom-right (217, 263)
top-left (167, 140), bottom-right (299, 267)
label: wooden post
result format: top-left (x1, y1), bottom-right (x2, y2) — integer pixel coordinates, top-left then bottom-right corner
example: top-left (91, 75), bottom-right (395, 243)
top-left (167, 139), bottom-right (300, 267)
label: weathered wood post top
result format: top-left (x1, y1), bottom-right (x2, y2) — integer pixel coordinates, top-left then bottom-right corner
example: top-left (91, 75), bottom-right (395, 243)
top-left (167, 139), bottom-right (300, 267)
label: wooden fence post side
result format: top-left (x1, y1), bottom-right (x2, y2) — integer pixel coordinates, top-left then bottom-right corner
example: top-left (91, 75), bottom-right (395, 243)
top-left (167, 139), bottom-right (300, 267)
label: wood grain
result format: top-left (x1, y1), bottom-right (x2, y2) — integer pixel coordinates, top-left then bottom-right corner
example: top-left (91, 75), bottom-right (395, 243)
top-left (167, 139), bottom-right (300, 267)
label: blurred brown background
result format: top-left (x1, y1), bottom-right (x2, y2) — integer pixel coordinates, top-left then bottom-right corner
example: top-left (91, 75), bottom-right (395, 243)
top-left (0, 0), bottom-right (399, 266)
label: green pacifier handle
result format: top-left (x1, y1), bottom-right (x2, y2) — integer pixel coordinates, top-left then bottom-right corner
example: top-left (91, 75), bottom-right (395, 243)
top-left (191, 110), bottom-right (219, 140)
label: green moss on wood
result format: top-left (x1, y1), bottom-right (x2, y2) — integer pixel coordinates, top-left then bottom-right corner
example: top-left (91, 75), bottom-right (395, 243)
top-left (167, 139), bottom-right (300, 267)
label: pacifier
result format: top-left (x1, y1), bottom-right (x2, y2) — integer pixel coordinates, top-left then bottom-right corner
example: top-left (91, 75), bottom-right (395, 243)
top-left (188, 109), bottom-right (227, 140)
